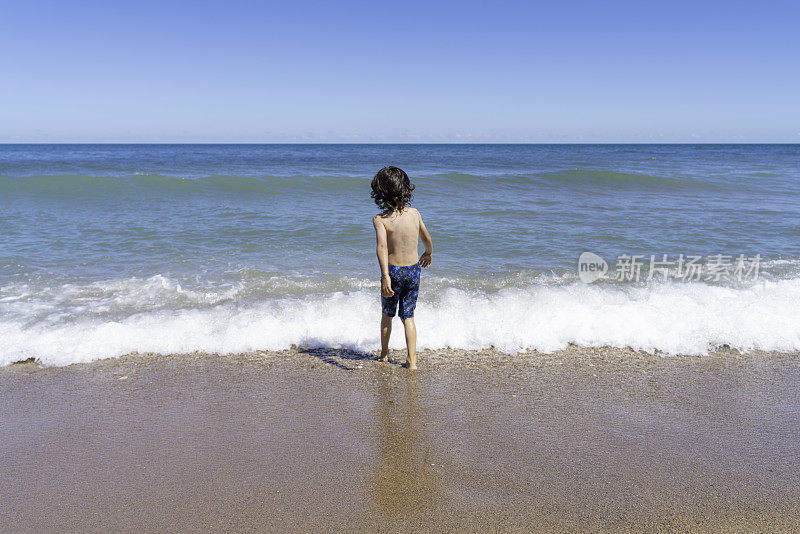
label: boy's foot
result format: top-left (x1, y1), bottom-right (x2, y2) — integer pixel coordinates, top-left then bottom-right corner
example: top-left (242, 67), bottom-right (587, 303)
top-left (402, 361), bottom-right (418, 370)
top-left (378, 351), bottom-right (389, 362)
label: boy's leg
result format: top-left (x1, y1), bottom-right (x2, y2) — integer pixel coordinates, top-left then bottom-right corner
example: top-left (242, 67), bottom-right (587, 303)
top-left (401, 317), bottom-right (417, 370)
top-left (379, 313), bottom-right (392, 362)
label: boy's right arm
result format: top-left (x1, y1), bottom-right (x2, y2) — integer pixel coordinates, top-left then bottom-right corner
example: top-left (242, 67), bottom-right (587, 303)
top-left (373, 215), bottom-right (394, 297)
top-left (418, 212), bottom-right (433, 268)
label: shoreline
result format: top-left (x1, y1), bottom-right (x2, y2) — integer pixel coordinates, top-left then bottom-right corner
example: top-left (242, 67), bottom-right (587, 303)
top-left (6, 343), bottom-right (795, 369)
top-left (3, 347), bottom-right (800, 532)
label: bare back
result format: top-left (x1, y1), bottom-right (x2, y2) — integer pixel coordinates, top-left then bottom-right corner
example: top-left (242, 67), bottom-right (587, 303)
top-left (376, 207), bottom-right (421, 266)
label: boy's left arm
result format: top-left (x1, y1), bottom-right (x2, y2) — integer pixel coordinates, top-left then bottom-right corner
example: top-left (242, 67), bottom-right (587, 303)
top-left (418, 212), bottom-right (433, 268)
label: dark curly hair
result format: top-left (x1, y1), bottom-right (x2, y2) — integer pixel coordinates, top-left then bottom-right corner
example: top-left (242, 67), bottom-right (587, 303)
top-left (370, 166), bottom-right (415, 212)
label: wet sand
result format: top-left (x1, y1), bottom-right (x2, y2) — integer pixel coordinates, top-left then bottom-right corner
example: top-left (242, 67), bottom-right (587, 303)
top-left (2, 347), bottom-right (800, 533)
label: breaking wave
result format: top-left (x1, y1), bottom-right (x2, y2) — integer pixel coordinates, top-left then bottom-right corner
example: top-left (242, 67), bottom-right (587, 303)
top-left (2, 273), bottom-right (799, 366)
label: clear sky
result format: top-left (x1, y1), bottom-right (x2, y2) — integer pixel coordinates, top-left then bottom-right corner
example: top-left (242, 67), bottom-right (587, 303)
top-left (1, 0), bottom-right (798, 143)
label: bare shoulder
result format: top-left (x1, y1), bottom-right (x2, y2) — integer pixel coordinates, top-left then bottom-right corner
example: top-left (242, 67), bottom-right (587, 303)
top-left (407, 207), bottom-right (421, 219)
top-left (373, 213), bottom-right (386, 227)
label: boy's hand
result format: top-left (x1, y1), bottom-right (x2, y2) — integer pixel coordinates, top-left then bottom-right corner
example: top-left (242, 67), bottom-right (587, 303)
top-left (381, 275), bottom-right (394, 297)
top-left (419, 251), bottom-right (432, 268)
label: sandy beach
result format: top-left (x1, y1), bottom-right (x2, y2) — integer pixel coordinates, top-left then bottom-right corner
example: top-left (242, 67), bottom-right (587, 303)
top-left (2, 347), bottom-right (799, 533)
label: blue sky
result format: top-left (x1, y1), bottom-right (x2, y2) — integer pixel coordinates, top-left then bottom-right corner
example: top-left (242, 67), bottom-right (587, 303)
top-left (1, 0), bottom-right (798, 142)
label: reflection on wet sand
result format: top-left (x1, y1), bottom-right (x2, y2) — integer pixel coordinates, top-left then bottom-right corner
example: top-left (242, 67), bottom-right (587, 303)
top-left (370, 370), bottom-right (442, 517)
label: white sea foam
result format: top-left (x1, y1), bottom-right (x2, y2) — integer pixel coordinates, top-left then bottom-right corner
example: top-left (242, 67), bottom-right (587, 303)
top-left (2, 274), bottom-right (800, 366)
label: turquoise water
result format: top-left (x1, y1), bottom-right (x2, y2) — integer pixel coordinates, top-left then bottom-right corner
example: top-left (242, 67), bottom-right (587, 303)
top-left (2, 144), bottom-right (799, 364)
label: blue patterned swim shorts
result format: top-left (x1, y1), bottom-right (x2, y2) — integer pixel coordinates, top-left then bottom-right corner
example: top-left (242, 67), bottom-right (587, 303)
top-left (381, 261), bottom-right (421, 320)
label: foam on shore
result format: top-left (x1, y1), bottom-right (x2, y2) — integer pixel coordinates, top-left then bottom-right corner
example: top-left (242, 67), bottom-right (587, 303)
top-left (3, 273), bottom-right (800, 366)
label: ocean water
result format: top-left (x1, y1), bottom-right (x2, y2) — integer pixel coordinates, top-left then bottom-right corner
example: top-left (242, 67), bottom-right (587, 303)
top-left (1, 144), bottom-right (799, 365)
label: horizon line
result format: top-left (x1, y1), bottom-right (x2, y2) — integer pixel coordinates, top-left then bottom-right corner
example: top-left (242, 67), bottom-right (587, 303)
top-left (2, 141), bottom-right (800, 146)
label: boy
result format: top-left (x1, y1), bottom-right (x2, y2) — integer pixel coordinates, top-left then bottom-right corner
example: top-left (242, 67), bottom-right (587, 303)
top-left (371, 166), bottom-right (433, 370)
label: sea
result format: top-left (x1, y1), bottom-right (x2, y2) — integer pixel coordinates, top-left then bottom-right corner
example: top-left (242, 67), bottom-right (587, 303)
top-left (1, 144), bottom-right (799, 366)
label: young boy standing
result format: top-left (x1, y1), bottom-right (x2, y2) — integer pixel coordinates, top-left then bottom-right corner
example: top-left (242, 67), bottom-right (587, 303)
top-left (371, 166), bottom-right (433, 370)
